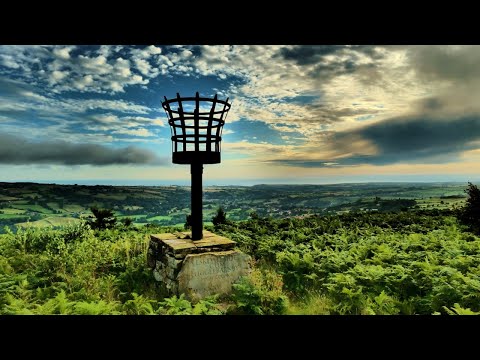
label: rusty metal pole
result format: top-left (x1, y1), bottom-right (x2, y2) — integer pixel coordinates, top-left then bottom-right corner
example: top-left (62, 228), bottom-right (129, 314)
top-left (190, 162), bottom-right (203, 240)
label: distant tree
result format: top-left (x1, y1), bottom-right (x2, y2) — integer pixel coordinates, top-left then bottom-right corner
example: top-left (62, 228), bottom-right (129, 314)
top-left (184, 214), bottom-right (192, 230)
top-left (121, 217), bottom-right (134, 228)
top-left (88, 206), bottom-right (117, 230)
top-left (212, 207), bottom-right (229, 227)
top-left (459, 182), bottom-right (480, 235)
top-left (249, 211), bottom-right (260, 220)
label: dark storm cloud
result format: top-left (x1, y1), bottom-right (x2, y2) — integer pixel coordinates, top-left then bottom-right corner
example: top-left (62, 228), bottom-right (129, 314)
top-left (354, 115), bottom-right (480, 158)
top-left (408, 46), bottom-right (480, 83)
top-left (271, 114), bottom-right (480, 167)
top-left (277, 45), bottom-right (385, 81)
top-left (301, 104), bottom-right (382, 127)
top-left (0, 133), bottom-right (165, 166)
top-left (279, 45), bottom-right (385, 64)
top-left (279, 45), bottom-right (347, 65)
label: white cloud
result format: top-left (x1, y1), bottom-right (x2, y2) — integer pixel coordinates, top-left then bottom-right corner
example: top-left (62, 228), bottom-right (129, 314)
top-left (113, 128), bottom-right (155, 137)
top-left (93, 114), bottom-right (119, 124)
top-left (131, 45), bottom-right (162, 59)
top-left (133, 58), bottom-right (159, 78)
top-left (0, 46), bottom-right (154, 94)
top-left (49, 70), bottom-right (69, 85)
top-left (52, 46), bottom-right (74, 60)
top-left (120, 117), bottom-right (165, 127)
top-left (65, 98), bottom-right (151, 114)
top-left (0, 54), bottom-right (20, 69)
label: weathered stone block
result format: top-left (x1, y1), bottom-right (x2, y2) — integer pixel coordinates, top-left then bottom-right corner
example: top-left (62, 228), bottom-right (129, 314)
top-left (177, 250), bottom-right (251, 302)
top-left (149, 231), bottom-right (250, 302)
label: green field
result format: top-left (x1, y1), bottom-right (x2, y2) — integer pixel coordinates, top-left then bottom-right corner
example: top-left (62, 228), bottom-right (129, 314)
top-left (0, 214), bottom-right (29, 219)
top-left (94, 193), bottom-right (128, 201)
top-left (0, 181), bottom-right (473, 233)
top-left (0, 208), bottom-right (26, 215)
top-left (63, 204), bottom-right (85, 213)
top-left (10, 200), bottom-right (29, 205)
top-left (46, 202), bottom-right (61, 210)
top-left (123, 206), bottom-right (143, 211)
top-left (416, 197), bottom-right (465, 210)
top-left (117, 214), bottom-right (149, 219)
top-left (0, 195), bottom-right (18, 201)
top-left (147, 215), bottom-right (172, 221)
top-left (16, 216), bottom-right (81, 228)
top-left (11, 204), bottom-right (53, 214)
top-left (20, 193), bottom-right (40, 199)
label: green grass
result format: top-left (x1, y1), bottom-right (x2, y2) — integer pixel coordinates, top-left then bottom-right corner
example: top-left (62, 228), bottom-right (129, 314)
top-left (10, 200), bottom-right (29, 205)
top-left (94, 194), bottom-right (127, 201)
top-left (118, 215), bottom-right (148, 220)
top-left (20, 193), bottom-right (40, 199)
top-left (286, 292), bottom-right (332, 315)
top-left (147, 215), bottom-right (172, 221)
top-left (416, 197), bottom-right (465, 210)
top-left (16, 216), bottom-right (81, 228)
top-left (0, 208), bottom-right (26, 215)
top-left (0, 214), bottom-right (29, 220)
top-left (46, 202), bottom-right (61, 210)
top-left (0, 195), bottom-right (19, 201)
top-left (45, 217), bottom-right (81, 226)
top-left (11, 204), bottom-right (53, 214)
top-left (15, 219), bottom-right (51, 228)
top-left (63, 204), bottom-right (86, 213)
top-left (89, 202), bottom-right (104, 209)
top-left (123, 206), bottom-right (144, 211)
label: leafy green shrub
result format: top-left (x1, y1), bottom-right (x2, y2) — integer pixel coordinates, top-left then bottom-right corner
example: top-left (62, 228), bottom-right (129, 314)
top-left (219, 211), bottom-right (480, 314)
top-left (123, 292), bottom-right (158, 315)
top-left (276, 251), bottom-right (318, 294)
top-left (232, 268), bottom-right (288, 315)
top-left (2, 208), bottom-right (480, 315)
top-left (286, 291), bottom-right (332, 315)
top-left (0, 223), bottom-right (162, 315)
top-left (443, 303), bottom-right (480, 315)
top-left (158, 294), bottom-right (223, 315)
top-left (73, 300), bottom-right (121, 315)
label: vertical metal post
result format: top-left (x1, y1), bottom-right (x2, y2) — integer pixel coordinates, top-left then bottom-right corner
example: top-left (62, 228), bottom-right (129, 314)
top-left (191, 162), bottom-right (203, 240)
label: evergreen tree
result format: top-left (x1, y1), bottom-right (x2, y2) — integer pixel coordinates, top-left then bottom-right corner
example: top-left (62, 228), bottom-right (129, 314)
top-left (212, 207), bottom-right (228, 227)
top-left (121, 217), bottom-right (134, 228)
top-left (460, 182), bottom-right (480, 234)
top-left (184, 214), bottom-right (192, 230)
top-left (88, 206), bottom-right (117, 230)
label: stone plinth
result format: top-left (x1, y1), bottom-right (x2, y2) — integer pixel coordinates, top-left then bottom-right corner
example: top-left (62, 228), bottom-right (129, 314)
top-left (148, 230), bottom-right (251, 302)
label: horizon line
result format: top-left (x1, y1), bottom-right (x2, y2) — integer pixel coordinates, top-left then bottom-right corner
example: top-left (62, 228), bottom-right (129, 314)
top-left (0, 179), bottom-right (474, 187)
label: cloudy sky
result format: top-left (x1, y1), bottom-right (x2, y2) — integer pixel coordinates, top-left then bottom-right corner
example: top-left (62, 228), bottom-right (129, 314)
top-left (1, 45), bottom-right (480, 185)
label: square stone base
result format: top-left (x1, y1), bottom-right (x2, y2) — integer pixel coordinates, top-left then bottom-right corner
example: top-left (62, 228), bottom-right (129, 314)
top-left (148, 231), bottom-right (251, 302)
